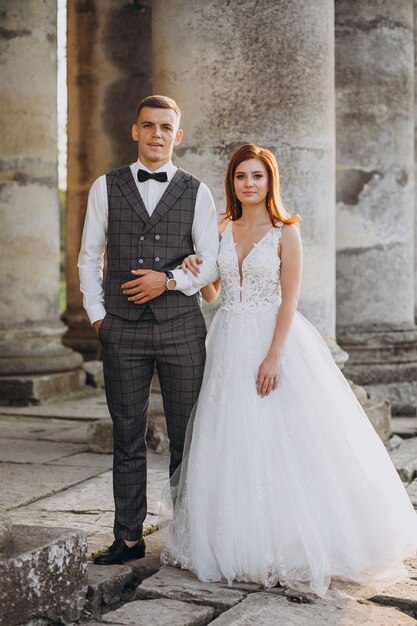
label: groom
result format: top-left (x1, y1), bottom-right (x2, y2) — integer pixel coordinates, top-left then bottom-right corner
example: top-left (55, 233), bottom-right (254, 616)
top-left (78, 95), bottom-right (219, 564)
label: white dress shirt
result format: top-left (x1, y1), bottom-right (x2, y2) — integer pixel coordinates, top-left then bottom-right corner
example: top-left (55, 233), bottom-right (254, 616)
top-left (78, 159), bottom-right (219, 324)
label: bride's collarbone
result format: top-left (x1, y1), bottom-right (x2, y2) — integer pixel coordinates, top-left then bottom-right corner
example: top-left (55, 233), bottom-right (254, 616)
top-left (232, 222), bottom-right (274, 260)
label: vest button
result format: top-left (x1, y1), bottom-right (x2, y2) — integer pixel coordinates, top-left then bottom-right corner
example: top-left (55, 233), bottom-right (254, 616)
top-left (140, 236), bottom-right (145, 241)
top-left (155, 235), bottom-right (160, 240)
top-left (138, 259), bottom-right (144, 264)
top-left (155, 257), bottom-right (160, 262)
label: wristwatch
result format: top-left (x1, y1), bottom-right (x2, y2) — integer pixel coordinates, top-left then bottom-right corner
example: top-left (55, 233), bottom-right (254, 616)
top-left (165, 271), bottom-right (177, 291)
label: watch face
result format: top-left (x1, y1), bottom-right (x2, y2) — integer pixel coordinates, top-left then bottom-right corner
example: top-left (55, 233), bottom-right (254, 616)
top-left (167, 278), bottom-right (177, 290)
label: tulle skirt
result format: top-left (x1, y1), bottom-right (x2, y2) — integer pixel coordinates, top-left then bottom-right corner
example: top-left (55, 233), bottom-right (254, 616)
top-left (160, 304), bottom-right (417, 598)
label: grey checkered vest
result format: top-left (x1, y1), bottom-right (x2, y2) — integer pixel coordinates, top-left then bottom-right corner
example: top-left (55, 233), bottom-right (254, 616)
top-left (104, 165), bottom-right (201, 322)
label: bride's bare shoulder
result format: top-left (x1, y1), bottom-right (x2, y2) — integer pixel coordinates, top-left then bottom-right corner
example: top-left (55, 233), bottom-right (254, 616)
top-left (218, 219), bottom-right (231, 239)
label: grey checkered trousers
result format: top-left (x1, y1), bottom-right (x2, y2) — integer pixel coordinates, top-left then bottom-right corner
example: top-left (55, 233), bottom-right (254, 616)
top-left (100, 166), bottom-right (207, 541)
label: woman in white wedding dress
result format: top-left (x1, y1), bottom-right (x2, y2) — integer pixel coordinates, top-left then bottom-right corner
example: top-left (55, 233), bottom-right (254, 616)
top-left (161, 144), bottom-right (417, 598)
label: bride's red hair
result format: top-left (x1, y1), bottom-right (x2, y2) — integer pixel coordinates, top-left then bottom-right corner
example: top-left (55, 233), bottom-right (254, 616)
top-left (225, 144), bottom-right (301, 226)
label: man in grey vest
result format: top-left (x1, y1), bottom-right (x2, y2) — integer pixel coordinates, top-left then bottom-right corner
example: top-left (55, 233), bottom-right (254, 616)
top-left (78, 95), bottom-right (219, 565)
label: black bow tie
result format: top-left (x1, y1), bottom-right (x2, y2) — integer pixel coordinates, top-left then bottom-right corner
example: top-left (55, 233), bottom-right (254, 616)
top-left (137, 169), bottom-right (168, 183)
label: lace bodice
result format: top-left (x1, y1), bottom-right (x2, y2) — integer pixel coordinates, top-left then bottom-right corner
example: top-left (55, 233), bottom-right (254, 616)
top-left (218, 221), bottom-right (282, 313)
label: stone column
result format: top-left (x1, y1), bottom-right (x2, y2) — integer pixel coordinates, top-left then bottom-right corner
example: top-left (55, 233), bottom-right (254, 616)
top-left (0, 2), bottom-right (84, 404)
top-left (152, 0), bottom-right (345, 357)
top-left (335, 1), bottom-right (417, 414)
top-left (63, 0), bottom-right (152, 359)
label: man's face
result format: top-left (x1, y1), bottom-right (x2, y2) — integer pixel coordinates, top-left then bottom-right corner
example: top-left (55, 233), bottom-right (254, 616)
top-left (132, 107), bottom-right (183, 169)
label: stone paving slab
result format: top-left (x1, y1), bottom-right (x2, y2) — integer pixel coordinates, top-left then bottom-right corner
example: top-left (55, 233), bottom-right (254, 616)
top-left (388, 438), bottom-right (417, 481)
top-left (209, 592), bottom-right (416, 625)
top-left (371, 577), bottom-right (417, 617)
top-left (0, 462), bottom-right (106, 509)
top-left (50, 451), bottom-right (113, 469)
top-left (0, 392), bottom-right (110, 420)
top-left (135, 566), bottom-right (247, 615)
top-left (0, 416), bottom-right (87, 441)
top-left (0, 437), bottom-right (88, 463)
top-left (89, 598), bottom-right (215, 626)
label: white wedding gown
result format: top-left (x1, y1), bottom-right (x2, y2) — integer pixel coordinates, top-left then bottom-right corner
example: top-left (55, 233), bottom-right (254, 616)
top-left (161, 221), bottom-right (417, 597)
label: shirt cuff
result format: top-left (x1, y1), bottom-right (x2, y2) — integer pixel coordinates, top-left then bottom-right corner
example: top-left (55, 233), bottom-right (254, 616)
top-left (171, 268), bottom-right (192, 291)
top-left (88, 303), bottom-right (107, 325)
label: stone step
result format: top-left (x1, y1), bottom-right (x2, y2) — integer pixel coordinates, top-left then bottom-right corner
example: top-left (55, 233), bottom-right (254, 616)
top-left (371, 577), bottom-right (417, 619)
top-left (0, 524), bottom-right (87, 626)
top-left (88, 598), bottom-right (214, 626)
top-left (392, 417), bottom-right (417, 439)
top-left (388, 438), bottom-right (417, 482)
top-left (135, 565), bottom-right (247, 616)
top-left (209, 591), bottom-right (417, 625)
top-left (86, 556), bottom-right (161, 615)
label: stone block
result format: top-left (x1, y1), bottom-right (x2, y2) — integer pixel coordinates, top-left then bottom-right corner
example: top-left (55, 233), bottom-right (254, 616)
top-left (386, 435), bottom-right (403, 451)
top-left (91, 598), bottom-right (214, 626)
top-left (0, 525), bottom-right (87, 626)
top-left (88, 419), bottom-right (113, 453)
top-left (86, 556), bottom-right (160, 614)
top-left (135, 565), bottom-right (247, 615)
top-left (371, 577), bottom-right (417, 618)
top-left (84, 360), bottom-right (105, 388)
top-left (388, 438), bottom-right (417, 482)
top-left (0, 369), bottom-right (86, 406)
top-left (147, 414), bottom-right (169, 454)
top-left (392, 418), bottom-right (417, 438)
top-left (363, 399), bottom-right (391, 442)
top-left (210, 592), bottom-right (416, 625)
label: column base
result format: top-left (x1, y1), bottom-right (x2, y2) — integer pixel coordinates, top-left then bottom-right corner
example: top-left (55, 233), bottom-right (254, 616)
top-left (0, 322), bottom-right (86, 405)
top-left (0, 369), bottom-right (86, 406)
top-left (61, 307), bottom-right (98, 361)
top-left (338, 325), bottom-right (417, 415)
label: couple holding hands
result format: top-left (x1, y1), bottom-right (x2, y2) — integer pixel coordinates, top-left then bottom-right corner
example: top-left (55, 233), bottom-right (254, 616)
top-left (79, 95), bottom-right (417, 598)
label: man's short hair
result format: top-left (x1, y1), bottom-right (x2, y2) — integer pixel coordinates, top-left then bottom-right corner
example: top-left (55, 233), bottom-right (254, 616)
top-left (137, 95), bottom-right (181, 120)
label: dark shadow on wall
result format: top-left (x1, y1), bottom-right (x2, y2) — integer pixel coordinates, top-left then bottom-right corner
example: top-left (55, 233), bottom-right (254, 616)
top-left (102, 1), bottom-right (152, 166)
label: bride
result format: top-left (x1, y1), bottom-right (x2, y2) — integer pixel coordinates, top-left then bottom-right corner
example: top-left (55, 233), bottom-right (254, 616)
top-left (160, 143), bottom-right (417, 598)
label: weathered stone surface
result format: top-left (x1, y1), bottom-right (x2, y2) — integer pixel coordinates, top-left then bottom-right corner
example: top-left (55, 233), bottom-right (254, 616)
top-left (86, 563), bottom-right (135, 613)
top-left (0, 416), bottom-right (87, 441)
top-left (0, 525), bottom-right (87, 626)
top-left (84, 360), bottom-right (105, 388)
top-left (0, 437), bottom-right (88, 464)
top-left (363, 399), bottom-right (391, 442)
top-left (367, 381), bottom-right (417, 417)
top-left (0, 512), bottom-right (12, 552)
top-left (88, 419), bottom-right (113, 453)
top-left (210, 592), bottom-right (416, 625)
top-left (135, 566), bottom-right (246, 614)
top-left (147, 414), bottom-right (169, 455)
top-left (388, 438), bottom-right (417, 481)
top-left (386, 435), bottom-right (403, 451)
top-left (0, 369), bottom-right (86, 406)
top-left (371, 577), bottom-right (417, 618)
top-left (0, 462), bottom-right (105, 510)
top-left (392, 418), bottom-right (417, 438)
top-left (50, 451), bottom-right (113, 468)
top-left (0, 392), bottom-right (110, 420)
top-left (93, 598), bottom-right (214, 626)
top-left (86, 556), bottom-right (161, 613)
top-left (142, 530), bottom-right (164, 557)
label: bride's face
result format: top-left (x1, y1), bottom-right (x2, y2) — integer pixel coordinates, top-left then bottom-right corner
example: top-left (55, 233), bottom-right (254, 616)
top-left (233, 158), bottom-right (269, 206)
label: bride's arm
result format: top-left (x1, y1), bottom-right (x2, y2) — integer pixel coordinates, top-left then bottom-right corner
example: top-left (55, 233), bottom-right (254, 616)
top-left (180, 221), bottom-right (228, 303)
top-left (257, 224), bottom-right (303, 397)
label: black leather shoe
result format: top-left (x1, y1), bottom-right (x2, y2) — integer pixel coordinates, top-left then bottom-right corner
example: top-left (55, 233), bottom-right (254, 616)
top-left (94, 538), bottom-right (146, 565)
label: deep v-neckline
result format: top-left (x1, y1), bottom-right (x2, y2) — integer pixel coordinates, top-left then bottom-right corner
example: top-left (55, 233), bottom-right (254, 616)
top-left (231, 223), bottom-right (275, 282)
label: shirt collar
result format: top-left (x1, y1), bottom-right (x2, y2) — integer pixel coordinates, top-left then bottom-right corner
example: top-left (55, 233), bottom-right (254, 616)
top-left (133, 158), bottom-right (177, 182)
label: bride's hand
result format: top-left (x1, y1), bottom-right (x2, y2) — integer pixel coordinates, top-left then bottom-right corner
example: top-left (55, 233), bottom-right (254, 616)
top-left (178, 254), bottom-right (203, 277)
top-left (256, 354), bottom-right (280, 398)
